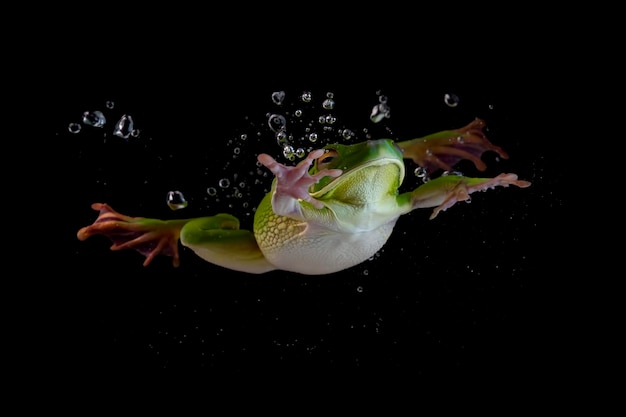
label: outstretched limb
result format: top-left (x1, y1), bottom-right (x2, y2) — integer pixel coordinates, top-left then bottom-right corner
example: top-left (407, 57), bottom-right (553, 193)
top-left (257, 149), bottom-right (342, 217)
top-left (396, 118), bottom-right (508, 175)
top-left (77, 203), bottom-right (190, 267)
top-left (399, 173), bottom-right (532, 219)
top-left (78, 203), bottom-right (277, 273)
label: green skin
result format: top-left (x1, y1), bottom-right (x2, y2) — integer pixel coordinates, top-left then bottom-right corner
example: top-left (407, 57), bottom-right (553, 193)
top-left (77, 118), bottom-right (531, 275)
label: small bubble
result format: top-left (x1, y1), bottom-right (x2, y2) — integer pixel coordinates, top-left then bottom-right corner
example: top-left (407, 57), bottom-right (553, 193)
top-left (218, 178), bottom-right (230, 188)
top-left (207, 187), bottom-right (217, 196)
top-left (82, 110), bottom-right (106, 127)
top-left (166, 190), bottom-right (188, 210)
top-left (106, 100), bottom-right (115, 109)
top-left (342, 129), bottom-right (354, 140)
top-left (276, 131), bottom-right (288, 145)
top-left (370, 103), bottom-right (390, 123)
top-left (271, 91), bottom-right (285, 105)
top-left (356, 286), bottom-right (364, 292)
top-left (240, 133), bottom-right (247, 140)
top-left (295, 148), bottom-right (305, 158)
top-left (325, 115), bottom-right (336, 124)
top-left (283, 145), bottom-right (295, 159)
top-left (301, 91), bottom-right (312, 103)
top-left (294, 109), bottom-right (303, 117)
top-left (113, 114), bottom-right (134, 139)
top-left (308, 132), bottom-right (318, 143)
top-left (322, 98), bottom-right (335, 110)
top-left (268, 113), bottom-right (287, 133)
top-left (414, 166), bottom-right (428, 179)
top-left (68, 122), bottom-right (81, 133)
top-left (444, 93), bottom-right (460, 107)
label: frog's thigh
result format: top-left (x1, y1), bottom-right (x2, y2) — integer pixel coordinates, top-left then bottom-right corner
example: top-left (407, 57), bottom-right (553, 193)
top-left (180, 215), bottom-right (275, 273)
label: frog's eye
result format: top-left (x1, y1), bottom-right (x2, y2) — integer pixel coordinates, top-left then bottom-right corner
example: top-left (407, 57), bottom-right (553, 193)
top-left (317, 149), bottom-right (338, 167)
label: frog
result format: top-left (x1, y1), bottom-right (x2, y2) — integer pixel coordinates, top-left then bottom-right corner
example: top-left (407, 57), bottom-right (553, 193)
top-left (77, 118), bottom-right (531, 275)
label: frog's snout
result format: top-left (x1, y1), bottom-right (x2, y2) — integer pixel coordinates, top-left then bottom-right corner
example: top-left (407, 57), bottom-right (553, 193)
top-left (366, 139), bottom-right (402, 157)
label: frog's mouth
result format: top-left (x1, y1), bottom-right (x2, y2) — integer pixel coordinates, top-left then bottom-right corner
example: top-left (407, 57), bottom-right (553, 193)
top-left (310, 158), bottom-right (405, 202)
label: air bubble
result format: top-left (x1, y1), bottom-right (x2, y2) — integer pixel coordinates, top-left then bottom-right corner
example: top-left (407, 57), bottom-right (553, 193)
top-left (444, 93), bottom-right (460, 107)
top-left (68, 123), bottom-right (81, 133)
top-left (268, 113), bottom-right (287, 133)
top-left (113, 114), bottom-right (134, 139)
top-left (271, 91), bottom-right (285, 105)
top-left (322, 98), bottom-right (335, 110)
top-left (166, 191), bottom-right (188, 210)
top-left (82, 110), bottom-right (106, 127)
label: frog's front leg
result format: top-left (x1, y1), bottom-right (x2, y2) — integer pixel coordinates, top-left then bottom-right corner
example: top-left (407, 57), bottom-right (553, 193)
top-left (257, 149), bottom-right (342, 218)
top-left (399, 173), bottom-right (532, 219)
top-left (396, 118), bottom-right (508, 175)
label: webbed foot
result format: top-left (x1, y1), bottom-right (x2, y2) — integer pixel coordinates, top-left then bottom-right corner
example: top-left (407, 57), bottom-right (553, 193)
top-left (77, 203), bottom-right (188, 267)
top-left (396, 118), bottom-right (508, 175)
top-left (411, 173), bottom-right (532, 219)
top-left (257, 149), bottom-right (342, 211)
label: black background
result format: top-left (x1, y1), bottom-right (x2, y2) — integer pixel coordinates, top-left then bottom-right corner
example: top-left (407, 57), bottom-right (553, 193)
top-left (34, 15), bottom-right (566, 380)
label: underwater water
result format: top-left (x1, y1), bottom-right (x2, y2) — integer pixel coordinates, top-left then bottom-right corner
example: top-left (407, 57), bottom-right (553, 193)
top-left (46, 73), bottom-right (562, 377)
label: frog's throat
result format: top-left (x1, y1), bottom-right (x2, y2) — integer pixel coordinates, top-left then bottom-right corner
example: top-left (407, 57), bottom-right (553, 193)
top-left (309, 158), bottom-right (404, 198)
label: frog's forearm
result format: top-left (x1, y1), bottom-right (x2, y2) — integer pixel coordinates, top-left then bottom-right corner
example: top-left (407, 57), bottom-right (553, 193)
top-left (257, 150), bottom-right (342, 217)
top-left (398, 174), bottom-right (531, 219)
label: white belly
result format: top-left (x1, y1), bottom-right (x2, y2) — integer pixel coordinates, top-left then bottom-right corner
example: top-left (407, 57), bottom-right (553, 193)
top-left (261, 221), bottom-right (397, 275)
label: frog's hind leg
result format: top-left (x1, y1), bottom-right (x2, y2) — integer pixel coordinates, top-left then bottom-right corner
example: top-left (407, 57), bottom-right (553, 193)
top-left (77, 203), bottom-right (190, 267)
top-left (78, 203), bottom-right (276, 273)
top-left (179, 215), bottom-right (276, 274)
top-left (396, 118), bottom-right (508, 175)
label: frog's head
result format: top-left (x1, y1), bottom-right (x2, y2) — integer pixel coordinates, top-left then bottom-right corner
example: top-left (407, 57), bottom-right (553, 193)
top-left (309, 139), bottom-right (405, 203)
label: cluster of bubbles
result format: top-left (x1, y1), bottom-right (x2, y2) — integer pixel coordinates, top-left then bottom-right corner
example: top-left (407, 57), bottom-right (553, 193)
top-left (264, 90), bottom-right (398, 164)
top-left (68, 101), bottom-right (140, 140)
top-left (266, 90), bottom-right (349, 161)
top-left (370, 94), bottom-right (391, 123)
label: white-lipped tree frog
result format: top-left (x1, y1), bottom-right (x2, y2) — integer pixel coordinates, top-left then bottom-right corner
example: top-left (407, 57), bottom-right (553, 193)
top-left (77, 118), bottom-right (531, 275)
